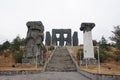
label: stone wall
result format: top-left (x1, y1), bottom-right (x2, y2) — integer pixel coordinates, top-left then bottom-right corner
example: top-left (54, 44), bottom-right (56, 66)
top-left (67, 46), bottom-right (120, 80)
top-left (52, 29), bottom-right (71, 46)
top-left (78, 69), bottom-right (120, 80)
top-left (0, 70), bottom-right (41, 75)
top-left (45, 29), bottom-right (79, 46)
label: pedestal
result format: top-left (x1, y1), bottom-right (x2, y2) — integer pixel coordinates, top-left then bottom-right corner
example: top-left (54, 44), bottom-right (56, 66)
top-left (80, 58), bottom-right (97, 65)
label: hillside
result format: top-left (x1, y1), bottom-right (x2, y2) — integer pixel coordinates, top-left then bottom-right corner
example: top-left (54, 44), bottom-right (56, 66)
top-left (68, 46), bottom-right (120, 75)
top-left (0, 46), bottom-right (53, 70)
top-left (0, 46), bottom-right (120, 75)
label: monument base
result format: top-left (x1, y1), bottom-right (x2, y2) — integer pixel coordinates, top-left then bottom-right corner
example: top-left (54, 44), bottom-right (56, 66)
top-left (22, 56), bottom-right (43, 65)
top-left (22, 57), bottom-right (36, 64)
top-left (80, 58), bottom-right (97, 65)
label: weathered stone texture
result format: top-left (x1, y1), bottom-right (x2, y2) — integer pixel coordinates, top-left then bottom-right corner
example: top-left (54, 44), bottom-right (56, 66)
top-left (73, 32), bottom-right (78, 46)
top-left (22, 21), bottom-right (44, 64)
top-left (52, 29), bottom-right (71, 46)
top-left (80, 23), bottom-right (95, 31)
top-left (45, 31), bottom-right (51, 45)
top-left (80, 23), bottom-right (96, 65)
top-left (45, 29), bottom-right (79, 46)
top-left (45, 47), bottom-right (77, 72)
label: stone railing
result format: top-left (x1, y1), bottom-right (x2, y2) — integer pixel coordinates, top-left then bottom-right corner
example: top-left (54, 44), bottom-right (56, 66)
top-left (78, 68), bottom-right (120, 80)
top-left (66, 47), bottom-right (80, 71)
top-left (42, 47), bottom-right (56, 72)
top-left (0, 70), bottom-right (41, 75)
top-left (78, 69), bottom-right (97, 80)
top-left (67, 47), bottom-right (120, 80)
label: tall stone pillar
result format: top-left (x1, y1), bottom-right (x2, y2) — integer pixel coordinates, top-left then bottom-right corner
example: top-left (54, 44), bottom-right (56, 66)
top-left (80, 23), bottom-right (96, 64)
top-left (22, 21), bottom-right (44, 64)
top-left (66, 29), bottom-right (72, 46)
top-left (73, 32), bottom-right (78, 46)
top-left (52, 29), bottom-right (57, 46)
top-left (45, 31), bottom-right (51, 46)
top-left (59, 33), bottom-right (64, 46)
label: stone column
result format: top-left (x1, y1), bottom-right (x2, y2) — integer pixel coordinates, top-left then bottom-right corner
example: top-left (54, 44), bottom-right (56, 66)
top-left (73, 31), bottom-right (78, 46)
top-left (80, 23), bottom-right (96, 64)
top-left (52, 29), bottom-right (56, 46)
top-left (60, 33), bottom-right (64, 46)
top-left (45, 31), bottom-right (51, 46)
top-left (65, 29), bottom-right (71, 46)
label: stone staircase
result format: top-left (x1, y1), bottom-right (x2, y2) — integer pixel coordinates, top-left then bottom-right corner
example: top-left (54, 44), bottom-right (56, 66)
top-left (45, 47), bottom-right (77, 72)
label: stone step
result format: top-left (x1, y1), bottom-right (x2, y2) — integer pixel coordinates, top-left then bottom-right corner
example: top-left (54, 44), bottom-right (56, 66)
top-left (46, 67), bottom-right (77, 71)
top-left (46, 67), bottom-right (76, 71)
top-left (47, 64), bottom-right (76, 67)
top-left (49, 61), bottom-right (74, 65)
top-left (46, 68), bottom-right (77, 72)
top-left (45, 47), bottom-right (77, 72)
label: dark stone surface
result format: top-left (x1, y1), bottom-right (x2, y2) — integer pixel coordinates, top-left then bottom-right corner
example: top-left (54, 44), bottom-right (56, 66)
top-left (80, 58), bottom-right (97, 65)
top-left (80, 23), bottom-right (95, 31)
top-left (45, 47), bottom-right (77, 72)
top-left (45, 31), bottom-right (51, 46)
top-left (78, 69), bottom-right (120, 80)
top-left (0, 70), bottom-right (41, 75)
top-left (52, 29), bottom-right (71, 46)
top-left (22, 21), bottom-right (44, 64)
top-left (0, 72), bottom-right (91, 80)
top-left (72, 32), bottom-right (78, 46)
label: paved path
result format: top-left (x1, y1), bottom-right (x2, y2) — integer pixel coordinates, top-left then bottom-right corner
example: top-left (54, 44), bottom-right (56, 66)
top-left (0, 72), bottom-right (90, 80)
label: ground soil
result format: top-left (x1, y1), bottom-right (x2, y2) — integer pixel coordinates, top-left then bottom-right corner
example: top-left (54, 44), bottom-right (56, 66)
top-left (0, 55), bottom-right (42, 70)
top-left (0, 46), bottom-right (120, 75)
top-left (0, 49), bottom-right (53, 71)
top-left (68, 46), bottom-right (120, 75)
top-left (80, 61), bottom-right (120, 75)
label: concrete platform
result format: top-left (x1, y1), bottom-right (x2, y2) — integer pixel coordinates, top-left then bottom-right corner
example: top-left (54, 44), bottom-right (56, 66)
top-left (0, 72), bottom-right (90, 80)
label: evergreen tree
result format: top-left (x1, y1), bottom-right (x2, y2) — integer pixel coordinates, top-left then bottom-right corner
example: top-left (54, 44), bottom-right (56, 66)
top-left (0, 41), bottom-right (10, 52)
top-left (93, 40), bottom-right (97, 46)
top-left (99, 36), bottom-right (108, 49)
top-left (110, 25), bottom-right (120, 50)
top-left (11, 36), bottom-right (21, 51)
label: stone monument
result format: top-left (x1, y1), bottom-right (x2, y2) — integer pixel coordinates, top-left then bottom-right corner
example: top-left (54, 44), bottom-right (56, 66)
top-left (22, 21), bottom-right (44, 64)
top-left (45, 29), bottom-right (78, 46)
top-left (72, 32), bottom-right (78, 46)
top-left (80, 23), bottom-right (96, 64)
top-left (45, 31), bottom-right (51, 46)
top-left (52, 29), bottom-right (71, 46)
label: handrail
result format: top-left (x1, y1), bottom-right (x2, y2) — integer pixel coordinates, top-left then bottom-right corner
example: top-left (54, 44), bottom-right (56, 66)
top-left (66, 47), bottom-right (80, 71)
top-left (42, 47), bottom-right (56, 72)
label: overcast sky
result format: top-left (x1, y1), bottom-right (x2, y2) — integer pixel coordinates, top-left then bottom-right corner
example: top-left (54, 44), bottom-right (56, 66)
top-left (0, 0), bottom-right (120, 44)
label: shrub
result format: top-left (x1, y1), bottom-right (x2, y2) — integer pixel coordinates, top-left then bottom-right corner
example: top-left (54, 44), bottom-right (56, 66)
top-left (114, 51), bottom-right (120, 61)
top-left (77, 48), bottom-right (84, 60)
top-left (4, 51), bottom-right (10, 57)
top-left (48, 46), bottom-right (55, 51)
top-left (42, 46), bottom-right (47, 53)
top-left (114, 55), bottom-right (120, 62)
top-left (0, 41), bottom-right (10, 52)
top-left (114, 50), bottom-right (120, 55)
top-left (94, 48), bottom-right (108, 62)
top-left (13, 50), bottom-right (23, 63)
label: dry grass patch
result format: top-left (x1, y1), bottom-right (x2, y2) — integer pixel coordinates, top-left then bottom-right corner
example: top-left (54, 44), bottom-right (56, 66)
top-left (80, 62), bottom-right (120, 75)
